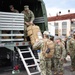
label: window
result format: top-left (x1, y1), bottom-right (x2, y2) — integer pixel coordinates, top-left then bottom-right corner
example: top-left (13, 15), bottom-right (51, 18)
top-left (71, 20), bottom-right (75, 30)
top-left (54, 23), bottom-right (58, 36)
top-left (62, 22), bottom-right (67, 36)
top-left (49, 23), bottom-right (51, 25)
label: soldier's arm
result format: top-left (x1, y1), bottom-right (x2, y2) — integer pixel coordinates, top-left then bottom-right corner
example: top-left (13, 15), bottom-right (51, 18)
top-left (67, 40), bottom-right (70, 54)
top-left (33, 40), bottom-right (43, 50)
top-left (16, 10), bottom-right (19, 13)
top-left (61, 44), bottom-right (66, 59)
top-left (21, 11), bottom-right (24, 13)
top-left (30, 11), bottom-right (35, 22)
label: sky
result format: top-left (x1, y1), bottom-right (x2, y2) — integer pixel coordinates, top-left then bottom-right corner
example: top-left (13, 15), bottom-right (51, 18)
top-left (43, 0), bottom-right (75, 17)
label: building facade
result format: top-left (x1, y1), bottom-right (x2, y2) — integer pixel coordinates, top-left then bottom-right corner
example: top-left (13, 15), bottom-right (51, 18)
top-left (48, 13), bottom-right (75, 36)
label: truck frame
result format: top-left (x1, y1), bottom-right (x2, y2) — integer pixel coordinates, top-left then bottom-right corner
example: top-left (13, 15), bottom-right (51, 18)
top-left (0, 0), bottom-right (48, 71)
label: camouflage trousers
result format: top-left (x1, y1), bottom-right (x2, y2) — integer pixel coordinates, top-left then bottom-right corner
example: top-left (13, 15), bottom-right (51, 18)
top-left (40, 59), bottom-right (52, 75)
top-left (70, 55), bottom-right (75, 68)
top-left (51, 57), bottom-right (55, 70)
top-left (54, 58), bottom-right (63, 72)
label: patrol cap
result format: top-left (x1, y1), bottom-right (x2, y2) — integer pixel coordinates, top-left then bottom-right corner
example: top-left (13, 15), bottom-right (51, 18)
top-left (24, 5), bottom-right (29, 8)
top-left (43, 31), bottom-right (49, 35)
top-left (55, 36), bottom-right (61, 40)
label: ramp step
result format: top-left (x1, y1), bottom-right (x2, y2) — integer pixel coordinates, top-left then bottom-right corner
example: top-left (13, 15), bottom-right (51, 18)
top-left (31, 71), bottom-right (40, 75)
top-left (21, 51), bottom-right (30, 53)
top-left (20, 49), bottom-right (28, 50)
top-left (24, 57), bottom-right (34, 60)
top-left (28, 64), bottom-right (37, 67)
top-left (16, 47), bottom-right (40, 75)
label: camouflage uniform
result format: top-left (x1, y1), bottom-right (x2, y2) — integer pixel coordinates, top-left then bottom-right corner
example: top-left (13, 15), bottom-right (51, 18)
top-left (12, 9), bottom-right (19, 13)
top-left (21, 10), bottom-right (34, 23)
top-left (21, 6), bottom-right (35, 38)
top-left (9, 5), bottom-right (19, 13)
top-left (67, 37), bottom-right (75, 69)
top-left (54, 42), bottom-right (66, 73)
top-left (33, 38), bottom-right (54, 75)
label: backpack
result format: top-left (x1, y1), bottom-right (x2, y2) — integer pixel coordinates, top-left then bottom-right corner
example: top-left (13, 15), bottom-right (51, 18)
top-left (42, 39), bottom-right (54, 58)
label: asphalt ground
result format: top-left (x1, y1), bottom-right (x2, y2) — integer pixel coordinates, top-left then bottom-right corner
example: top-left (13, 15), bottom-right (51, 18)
top-left (0, 58), bottom-right (75, 75)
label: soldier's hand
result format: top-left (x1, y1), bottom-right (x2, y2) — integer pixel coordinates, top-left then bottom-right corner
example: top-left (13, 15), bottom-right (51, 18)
top-left (36, 39), bottom-right (39, 42)
top-left (29, 21), bottom-right (33, 25)
top-left (25, 22), bottom-right (29, 26)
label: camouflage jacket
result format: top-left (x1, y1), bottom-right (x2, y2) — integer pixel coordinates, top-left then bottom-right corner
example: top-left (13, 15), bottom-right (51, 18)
top-left (21, 10), bottom-right (35, 22)
top-left (12, 9), bottom-right (19, 13)
top-left (54, 43), bottom-right (66, 59)
top-left (33, 38), bottom-right (54, 60)
top-left (67, 38), bottom-right (75, 56)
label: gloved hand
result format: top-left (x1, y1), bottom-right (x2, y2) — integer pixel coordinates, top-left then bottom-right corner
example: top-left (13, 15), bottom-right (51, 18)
top-left (25, 22), bottom-right (30, 26)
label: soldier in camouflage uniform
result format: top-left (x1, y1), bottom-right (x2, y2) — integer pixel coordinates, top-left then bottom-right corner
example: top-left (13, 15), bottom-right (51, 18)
top-left (67, 32), bottom-right (75, 71)
top-left (5, 5), bottom-right (19, 35)
top-left (21, 5), bottom-right (35, 25)
top-left (54, 38), bottom-right (66, 75)
top-left (21, 5), bottom-right (35, 40)
top-left (33, 31), bottom-right (54, 75)
top-left (9, 5), bottom-right (19, 13)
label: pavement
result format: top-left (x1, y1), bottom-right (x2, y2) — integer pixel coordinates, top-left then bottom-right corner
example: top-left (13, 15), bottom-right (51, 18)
top-left (0, 57), bottom-right (75, 75)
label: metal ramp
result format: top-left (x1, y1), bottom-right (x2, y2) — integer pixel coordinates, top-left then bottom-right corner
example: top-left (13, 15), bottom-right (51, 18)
top-left (16, 47), bottom-right (41, 75)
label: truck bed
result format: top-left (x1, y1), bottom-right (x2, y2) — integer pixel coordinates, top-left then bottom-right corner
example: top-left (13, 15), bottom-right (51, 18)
top-left (0, 12), bottom-right (24, 43)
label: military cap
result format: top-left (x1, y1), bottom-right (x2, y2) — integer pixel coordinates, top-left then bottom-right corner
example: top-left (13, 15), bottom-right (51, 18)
top-left (55, 36), bottom-right (61, 40)
top-left (43, 31), bottom-right (49, 35)
top-left (24, 5), bottom-right (29, 8)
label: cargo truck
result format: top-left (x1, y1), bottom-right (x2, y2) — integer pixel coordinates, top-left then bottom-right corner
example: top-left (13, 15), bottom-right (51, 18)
top-left (0, 0), bottom-right (48, 72)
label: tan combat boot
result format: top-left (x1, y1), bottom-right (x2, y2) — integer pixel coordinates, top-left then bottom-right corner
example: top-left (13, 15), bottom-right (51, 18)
top-left (70, 67), bottom-right (75, 72)
top-left (59, 72), bottom-right (63, 75)
top-left (54, 71), bottom-right (58, 75)
top-left (73, 67), bottom-right (75, 71)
